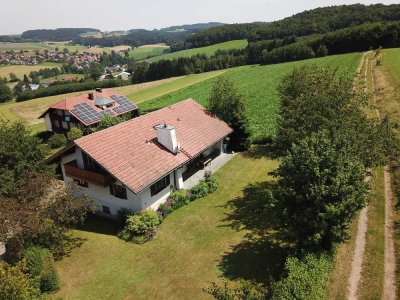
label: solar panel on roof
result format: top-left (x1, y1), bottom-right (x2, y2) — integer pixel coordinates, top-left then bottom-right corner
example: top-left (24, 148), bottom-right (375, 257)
top-left (71, 96), bottom-right (137, 125)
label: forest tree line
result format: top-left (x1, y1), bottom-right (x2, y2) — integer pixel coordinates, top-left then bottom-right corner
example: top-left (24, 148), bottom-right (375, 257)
top-left (175, 4), bottom-right (400, 50)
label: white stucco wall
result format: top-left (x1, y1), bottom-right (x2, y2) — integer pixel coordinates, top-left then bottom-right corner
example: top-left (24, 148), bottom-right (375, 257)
top-left (44, 113), bottom-right (53, 132)
top-left (140, 172), bottom-right (174, 210)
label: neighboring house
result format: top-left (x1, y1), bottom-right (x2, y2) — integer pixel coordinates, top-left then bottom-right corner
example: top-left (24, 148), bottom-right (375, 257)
top-left (29, 84), bottom-right (40, 90)
top-left (118, 71), bottom-right (130, 79)
top-left (47, 99), bottom-right (232, 216)
top-left (39, 89), bottom-right (139, 133)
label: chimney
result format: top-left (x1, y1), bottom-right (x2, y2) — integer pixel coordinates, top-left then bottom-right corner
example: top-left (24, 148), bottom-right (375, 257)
top-left (88, 92), bottom-right (94, 100)
top-left (95, 88), bottom-right (102, 93)
top-left (154, 124), bottom-right (178, 154)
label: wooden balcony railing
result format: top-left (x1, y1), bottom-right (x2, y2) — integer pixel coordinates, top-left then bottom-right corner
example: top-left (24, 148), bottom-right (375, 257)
top-left (64, 160), bottom-right (115, 187)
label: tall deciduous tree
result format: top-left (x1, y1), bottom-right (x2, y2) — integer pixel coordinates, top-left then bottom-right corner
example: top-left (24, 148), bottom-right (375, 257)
top-left (272, 131), bottom-right (369, 250)
top-left (0, 122), bottom-right (50, 197)
top-left (208, 77), bottom-right (251, 150)
top-left (0, 80), bottom-right (13, 103)
top-left (270, 65), bottom-right (398, 251)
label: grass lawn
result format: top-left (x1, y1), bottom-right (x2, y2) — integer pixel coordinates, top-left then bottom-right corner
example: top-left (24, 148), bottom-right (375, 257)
top-left (145, 40), bottom-right (248, 63)
top-left (326, 215), bottom-right (359, 300)
top-left (129, 44), bottom-right (169, 61)
top-left (54, 148), bottom-right (282, 299)
top-left (358, 167), bottom-right (386, 299)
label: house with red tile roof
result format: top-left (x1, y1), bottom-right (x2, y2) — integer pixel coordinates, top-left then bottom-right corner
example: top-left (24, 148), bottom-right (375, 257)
top-left (47, 99), bottom-right (233, 215)
top-left (39, 89), bottom-right (139, 133)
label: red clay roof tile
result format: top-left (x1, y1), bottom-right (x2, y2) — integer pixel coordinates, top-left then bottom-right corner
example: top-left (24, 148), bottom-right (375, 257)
top-left (75, 99), bottom-right (232, 193)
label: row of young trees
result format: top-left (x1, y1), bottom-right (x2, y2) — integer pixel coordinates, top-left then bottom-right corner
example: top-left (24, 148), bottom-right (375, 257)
top-left (130, 50), bottom-right (247, 83)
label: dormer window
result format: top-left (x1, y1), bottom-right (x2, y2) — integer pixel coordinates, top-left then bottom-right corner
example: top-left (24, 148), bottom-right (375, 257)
top-left (94, 97), bottom-right (115, 110)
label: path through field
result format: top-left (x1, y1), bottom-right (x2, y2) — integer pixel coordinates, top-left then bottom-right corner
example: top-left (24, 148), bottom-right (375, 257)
top-left (347, 51), bottom-right (397, 299)
top-left (348, 207), bottom-right (369, 299)
top-left (347, 52), bottom-right (370, 299)
top-left (371, 51), bottom-right (396, 299)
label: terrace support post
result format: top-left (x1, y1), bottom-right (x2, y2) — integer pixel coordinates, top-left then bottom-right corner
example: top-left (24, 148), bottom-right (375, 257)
top-left (175, 168), bottom-right (184, 190)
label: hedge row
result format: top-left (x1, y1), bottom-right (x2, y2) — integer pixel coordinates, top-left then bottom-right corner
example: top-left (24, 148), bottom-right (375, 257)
top-left (16, 79), bottom-right (129, 102)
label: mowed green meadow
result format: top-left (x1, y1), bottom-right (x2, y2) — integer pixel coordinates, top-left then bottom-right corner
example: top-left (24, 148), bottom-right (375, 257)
top-left (139, 52), bottom-right (363, 138)
top-left (0, 62), bottom-right (62, 81)
top-left (129, 44), bottom-right (170, 61)
top-left (382, 48), bottom-right (400, 87)
top-left (145, 40), bottom-right (248, 62)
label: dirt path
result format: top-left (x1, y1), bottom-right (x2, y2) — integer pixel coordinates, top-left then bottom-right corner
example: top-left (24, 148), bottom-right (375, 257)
top-left (348, 206), bottom-right (369, 299)
top-left (346, 53), bottom-right (371, 300)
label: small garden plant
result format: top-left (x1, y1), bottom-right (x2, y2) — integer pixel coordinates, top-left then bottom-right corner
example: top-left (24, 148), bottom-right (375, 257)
top-left (118, 176), bottom-right (219, 244)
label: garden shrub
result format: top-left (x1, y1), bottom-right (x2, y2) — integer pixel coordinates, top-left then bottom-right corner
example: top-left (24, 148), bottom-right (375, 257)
top-left (47, 134), bottom-right (67, 149)
top-left (24, 247), bottom-right (45, 277)
top-left (23, 246), bottom-right (60, 293)
top-left (118, 210), bottom-right (162, 244)
top-left (157, 178), bottom-right (219, 218)
top-left (0, 261), bottom-right (41, 300)
top-left (116, 208), bottom-right (134, 226)
top-left (158, 203), bottom-right (174, 217)
top-left (39, 254), bottom-right (60, 292)
top-left (191, 180), bottom-right (210, 198)
top-left (206, 177), bottom-right (219, 193)
top-left (271, 252), bottom-right (333, 300)
top-left (67, 127), bottom-right (83, 141)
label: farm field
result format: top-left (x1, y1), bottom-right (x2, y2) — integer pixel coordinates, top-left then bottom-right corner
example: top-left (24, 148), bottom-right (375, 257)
top-left (0, 72), bottom-right (222, 131)
top-left (41, 73), bottom-right (85, 82)
top-left (0, 41), bottom-right (128, 55)
top-left (139, 52), bottom-right (363, 138)
top-left (0, 53), bottom-right (362, 137)
top-left (0, 62), bottom-right (63, 81)
top-left (54, 148), bottom-right (281, 299)
top-left (129, 44), bottom-right (169, 60)
top-left (126, 70), bottom-right (226, 103)
top-left (145, 40), bottom-right (248, 62)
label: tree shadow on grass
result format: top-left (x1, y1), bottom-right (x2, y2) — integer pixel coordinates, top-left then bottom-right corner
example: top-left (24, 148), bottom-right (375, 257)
top-left (54, 234), bottom-right (87, 260)
top-left (76, 214), bottom-right (119, 236)
top-left (241, 145), bottom-right (279, 160)
top-left (218, 180), bottom-right (290, 285)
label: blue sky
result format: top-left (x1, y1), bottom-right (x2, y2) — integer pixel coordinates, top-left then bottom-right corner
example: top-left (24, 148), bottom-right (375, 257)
top-left (0, 0), bottom-right (398, 35)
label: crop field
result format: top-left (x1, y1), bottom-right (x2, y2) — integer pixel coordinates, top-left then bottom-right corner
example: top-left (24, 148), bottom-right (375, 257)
top-left (145, 40), bottom-right (248, 62)
top-left (0, 41), bottom-right (127, 55)
top-left (40, 73), bottom-right (85, 82)
top-left (129, 44), bottom-right (169, 60)
top-left (139, 52), bottom-right (363, 138)
top-left (0, 62), bottom-right (62, 81)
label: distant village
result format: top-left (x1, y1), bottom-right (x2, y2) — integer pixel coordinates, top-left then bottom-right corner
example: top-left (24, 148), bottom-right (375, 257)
top-left (0, 48), bottom-right (101, 69)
